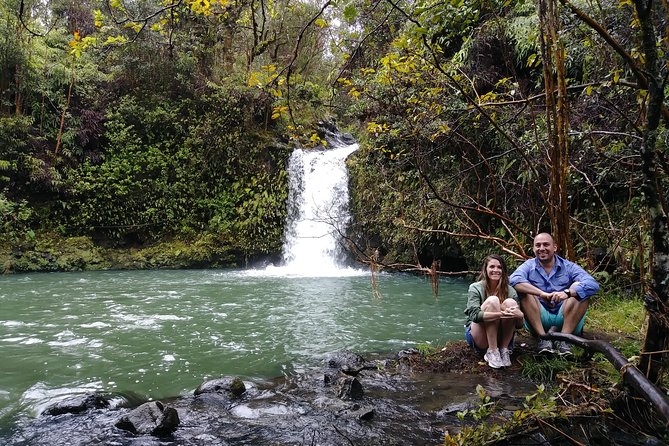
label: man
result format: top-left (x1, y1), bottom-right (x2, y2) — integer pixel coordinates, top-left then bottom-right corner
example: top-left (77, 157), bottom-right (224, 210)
top-left (509, 233), bottom-right (600, 355)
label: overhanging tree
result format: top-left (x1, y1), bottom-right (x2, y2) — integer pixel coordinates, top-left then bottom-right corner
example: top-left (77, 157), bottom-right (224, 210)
top-left (554, 0), bottom-right (669, 383)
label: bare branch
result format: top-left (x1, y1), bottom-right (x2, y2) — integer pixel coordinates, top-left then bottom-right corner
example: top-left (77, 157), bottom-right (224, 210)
top-left (546, 331), bottom-right (669, 423)
top-left (274, 0), bottom-right (332, 127)
top-left (17, 0), bottom-right (59, 37)
top-left (400, 221), bottom-right (527, 260)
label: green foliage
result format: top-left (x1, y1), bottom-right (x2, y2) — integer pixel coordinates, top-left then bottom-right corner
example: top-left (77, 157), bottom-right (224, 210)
top-left (503, 0), bottom-right (540, 68)
top-left (520, 354), bottom-right (575, 381)
top-left (457, 384), bottom-right (497, 422)
top-left (67, 96), bottom-right (191, 242)
top-left (415, 0), bottom-right (484, 52)
top-left (589, 293), bottom-right (644, 336)
top-left (61, 83), bottom-right (289, 259)
top-left (0, 116), bottom-right (30, 184)
top-left (0, 193), bottom-right (34, 245)
top-left (416, 341), bottom-right (438, 355)
top-left (0, 0), bottom-right (665, 279)
top-left (337, 0), bottom-right (662, 279)
top-left (445, 384), bottom-right (560, 445)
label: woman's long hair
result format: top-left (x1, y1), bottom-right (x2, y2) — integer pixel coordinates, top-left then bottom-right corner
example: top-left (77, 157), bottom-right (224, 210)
top-left (478, 254), bottom-right (510, 302)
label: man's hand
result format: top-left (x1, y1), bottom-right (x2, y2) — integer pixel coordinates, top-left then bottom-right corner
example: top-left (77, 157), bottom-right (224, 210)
top-left (539, 291), bottom-right (570, 306)
top-left (539, 291), bottom-right (554, 304)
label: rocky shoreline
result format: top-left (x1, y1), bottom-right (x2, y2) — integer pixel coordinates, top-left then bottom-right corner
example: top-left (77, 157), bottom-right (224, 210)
top-left (2, 346), bottom-right (539, 446)
top-left (6, 338), bottom-right (665, 446)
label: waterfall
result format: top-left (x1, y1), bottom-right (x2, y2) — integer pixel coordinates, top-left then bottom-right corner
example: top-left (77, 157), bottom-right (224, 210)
top-left (261, 137), bottom-right (362, 277)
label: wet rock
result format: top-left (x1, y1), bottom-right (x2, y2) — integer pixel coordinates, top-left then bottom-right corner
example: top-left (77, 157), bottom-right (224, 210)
top-left (317, 121), bottom-right (357, 147)
top-left (115, 401), bottom-right (180, 436)
top-left (397, 348), bottom-right (419, 359)
top-left (436, 401), bottom-right (474, 417)
top-left (194, 376), bottom-right (246, 397)
top-left (337, 376), bottom-right (364, 400)
top-left (326, 350), bottom-right (367, 374)
top-left (324, 372), bottom-right (337, 386)
top-left (43, 393), bottom-right (110, 416)
top-left (337, 403), bottom-right (375, 421)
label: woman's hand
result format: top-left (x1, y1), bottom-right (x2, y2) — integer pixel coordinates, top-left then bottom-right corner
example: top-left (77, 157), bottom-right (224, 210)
top-left (501, 306), bottom-right (523, 319)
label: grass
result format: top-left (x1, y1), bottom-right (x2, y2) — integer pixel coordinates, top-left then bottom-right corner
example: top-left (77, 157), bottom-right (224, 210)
top-left (519, 353), bottom-right (576, 381)
top-left (587, 292), bottom-right (645, 338)
top-left (587, 292), bottom-right (645, 358)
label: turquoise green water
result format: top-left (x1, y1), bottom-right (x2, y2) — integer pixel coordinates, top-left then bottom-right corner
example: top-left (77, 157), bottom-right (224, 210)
top-left (0, 269), bottom-right (468, 432)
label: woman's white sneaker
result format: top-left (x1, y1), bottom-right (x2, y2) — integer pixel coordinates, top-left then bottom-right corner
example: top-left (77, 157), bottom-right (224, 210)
top-left (484, 349), bottom-right (504, 369)
top-left (499, 348), bottom-right (512, 367)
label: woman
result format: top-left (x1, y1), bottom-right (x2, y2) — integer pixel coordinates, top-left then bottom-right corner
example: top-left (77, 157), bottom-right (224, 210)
top-left (464, 254), bottom-right (524, 368)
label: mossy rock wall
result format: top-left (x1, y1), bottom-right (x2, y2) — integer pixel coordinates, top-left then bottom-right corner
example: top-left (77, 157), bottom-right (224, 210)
top-left (1, 234), bottom-right (243, 273)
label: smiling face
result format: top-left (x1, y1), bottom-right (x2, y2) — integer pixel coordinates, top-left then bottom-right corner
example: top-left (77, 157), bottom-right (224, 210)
top-left (533, 233), bottom-right (557, 264)
top-left (485, 258), bottom-right (503, 283)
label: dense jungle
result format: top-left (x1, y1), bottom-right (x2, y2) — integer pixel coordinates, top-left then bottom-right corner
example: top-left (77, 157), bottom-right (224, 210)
top-left (2, 0), bottom-right (669, 439)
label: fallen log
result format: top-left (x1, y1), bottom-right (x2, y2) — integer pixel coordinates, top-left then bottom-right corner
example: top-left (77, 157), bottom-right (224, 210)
top-left (543, 332), bottom-right (669, 425)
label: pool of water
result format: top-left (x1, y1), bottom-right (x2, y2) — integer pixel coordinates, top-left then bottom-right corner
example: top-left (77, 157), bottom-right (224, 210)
top-left (0, 268), bottom-right (469, 437)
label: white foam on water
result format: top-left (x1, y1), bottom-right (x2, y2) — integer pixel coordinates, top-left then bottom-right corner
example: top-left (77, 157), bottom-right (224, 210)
top-left (20, 380), bottom-right (104, 416)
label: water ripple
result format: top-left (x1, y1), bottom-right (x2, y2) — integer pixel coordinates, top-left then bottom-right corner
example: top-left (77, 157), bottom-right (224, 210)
top-left (0, 269), bottom-right (468, 437)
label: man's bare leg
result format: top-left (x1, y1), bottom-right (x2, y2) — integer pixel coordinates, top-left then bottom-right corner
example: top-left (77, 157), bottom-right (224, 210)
top-left (561, 298), bottom-right (589, 334)
top-left (520, 294), bottom-right (545, 336)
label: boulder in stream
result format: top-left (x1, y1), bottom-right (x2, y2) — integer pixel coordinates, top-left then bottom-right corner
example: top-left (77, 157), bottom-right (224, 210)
top-left (43, 393), bottom-right (110, 416)
top-left (115, 400), bottom-right (180, 436)
top-left (194, 376), bottom-right (246, 397)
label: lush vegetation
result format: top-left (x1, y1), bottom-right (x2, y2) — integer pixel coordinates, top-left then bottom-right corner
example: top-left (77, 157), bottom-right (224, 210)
top-left (1, 0), bottom-right (667, 315)
top-left (1, 0), bottom-right (666, 282)
top-left (3, 2), bottom-right (668, 374)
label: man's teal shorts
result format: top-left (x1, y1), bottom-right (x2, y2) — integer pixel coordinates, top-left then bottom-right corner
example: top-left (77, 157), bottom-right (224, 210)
top-left (524, 302), bottom-right (586, 335)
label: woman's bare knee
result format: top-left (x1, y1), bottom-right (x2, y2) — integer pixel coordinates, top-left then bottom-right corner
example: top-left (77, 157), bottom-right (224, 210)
top-left (481, 296), bottom-right (501, 311)
top-left (501, 298), bottom-right (518, 310)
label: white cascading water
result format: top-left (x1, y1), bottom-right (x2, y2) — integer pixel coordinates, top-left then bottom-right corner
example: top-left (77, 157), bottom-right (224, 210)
top-left (267, 139), bottom-right (362, 277)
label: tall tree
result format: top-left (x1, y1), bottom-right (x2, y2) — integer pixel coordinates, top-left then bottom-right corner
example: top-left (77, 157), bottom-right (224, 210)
top-left (537, 0), bottom-right (572, 258)
top-left (631, 0), bottom-right (669, 384)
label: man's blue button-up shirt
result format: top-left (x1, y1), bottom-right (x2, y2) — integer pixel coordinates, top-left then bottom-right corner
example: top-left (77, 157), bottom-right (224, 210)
top-left (509, 255), bottom-right (600, 313)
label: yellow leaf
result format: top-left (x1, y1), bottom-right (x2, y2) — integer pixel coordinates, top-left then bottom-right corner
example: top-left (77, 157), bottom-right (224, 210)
top-left (93, 10), bottom-right (104, 28)
top-left (104, 35), bottom-right (128, 45)
top-left (271, 105), bottom-right (288, 120)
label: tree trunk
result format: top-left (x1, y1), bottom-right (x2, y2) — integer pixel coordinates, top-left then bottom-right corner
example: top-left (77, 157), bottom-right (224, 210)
top-left (537, 0), bottom-right (573, 258)
top-left (633, 0), bottom-right (669, 384)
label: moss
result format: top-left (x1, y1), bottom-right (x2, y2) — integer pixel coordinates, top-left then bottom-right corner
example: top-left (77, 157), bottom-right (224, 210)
top-left (104, 238), bottom-right (239, 270)
top-left (0, 232), bottom-right (242, 273)
top-left (4, 235), bottom-right (110, 273)
top-left (229, 377), bottom-right (246, 397)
